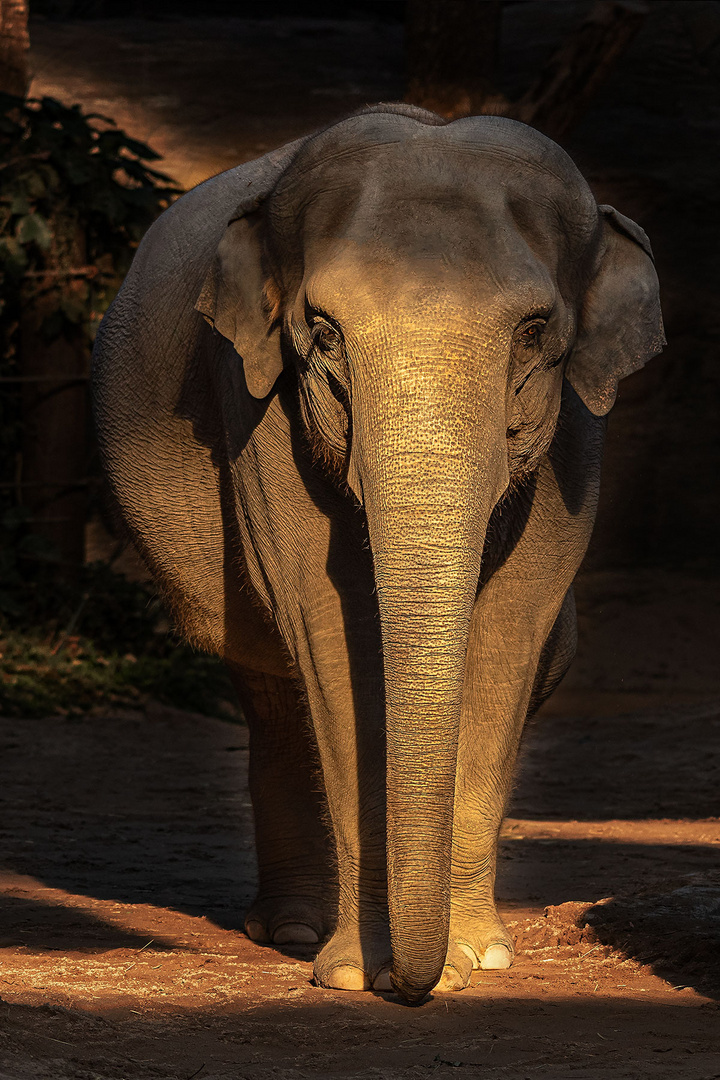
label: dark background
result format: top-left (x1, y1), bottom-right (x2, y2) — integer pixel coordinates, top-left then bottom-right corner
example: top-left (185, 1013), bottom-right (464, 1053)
top-left (26, 0), bottom-right (720, 572)
top-left (32, 0), bottom-right (407, 17)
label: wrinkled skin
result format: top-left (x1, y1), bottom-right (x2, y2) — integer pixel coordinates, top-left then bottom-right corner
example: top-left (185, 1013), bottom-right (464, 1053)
top-left (92, 105), bottom-right (663, 1003)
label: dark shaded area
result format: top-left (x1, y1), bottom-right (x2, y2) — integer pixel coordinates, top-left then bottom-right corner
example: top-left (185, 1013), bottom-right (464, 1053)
top-left (405, 0), bottom-right (502, 117)
top-left (558, 0), bottom-right (720, 570)
top-left (1, 992), bottom-right (719, 1079)
top-left (514, 705), bottom-right (720, 821)
top-left (499, 835), bottom-right (718, 911)
top-left (0, 709), bottom-right (256, 922)
top-left (30, 0), bottom-right (406, 19)
top-left (586, 874), bottom-right (720, 1000)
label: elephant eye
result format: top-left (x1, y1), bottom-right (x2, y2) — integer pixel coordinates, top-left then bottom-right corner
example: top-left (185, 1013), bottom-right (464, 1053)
top-left (311, 319), bottom-right (343, 355)
top-left (517, 318), bottom-right (546, 349)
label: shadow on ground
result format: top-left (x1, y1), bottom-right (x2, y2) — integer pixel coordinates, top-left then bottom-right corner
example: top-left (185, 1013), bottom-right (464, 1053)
top-left (0, 893), bottom-right (176, 954)
top-left (1, 702), bottom-right (719, 1009)
top-left (515, 703), bottom-right (720, 821)
top-left (1, 992), bottom-right (718, 1080)
top-left (0, 705), bottom-right (718, 909)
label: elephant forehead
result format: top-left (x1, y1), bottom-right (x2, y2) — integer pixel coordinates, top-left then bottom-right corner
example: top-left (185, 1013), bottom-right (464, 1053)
top-left (300, 234), bottom-right (558, 324)
top-left (275, 146), bottom-right (595, 283)
top-left (275, 122), bottom-right (595, 233)
top-left (281, 111), bottom-right (587, 196)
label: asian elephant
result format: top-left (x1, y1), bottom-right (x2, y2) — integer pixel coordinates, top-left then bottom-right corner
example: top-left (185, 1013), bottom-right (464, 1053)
top-left (92, 103), bottom-right (663, 1004)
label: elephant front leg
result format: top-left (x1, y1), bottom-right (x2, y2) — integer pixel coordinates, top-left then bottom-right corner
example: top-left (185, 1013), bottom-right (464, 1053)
top-left (437, 611), bottom-right (538, 992)
top-left (292, 613), bottom-right (391, 992)
top-left (438, 391), bottom-right (602, 991)
top-left (439, 593), bottom-right (584, 990)
top-left (439, 592), bottom-right (576, 990)
top-left (309, 682), bottom-right (392, 990)
top-left (439, 591), bottom-right (582, 991)
top-left (229, 665), bottom-right (336, 947)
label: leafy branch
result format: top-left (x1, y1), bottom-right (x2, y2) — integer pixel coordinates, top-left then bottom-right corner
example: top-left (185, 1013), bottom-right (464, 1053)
top-left (0, 91), bottom-right (180, 342)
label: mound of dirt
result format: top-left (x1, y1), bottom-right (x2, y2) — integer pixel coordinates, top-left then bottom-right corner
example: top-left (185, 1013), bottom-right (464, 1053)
top-left (585, 871), bottom-right (720, 997)
top-left (515, 873), bottom-right (720, 999)
top-left (517, 899), bottom-right (607, 951)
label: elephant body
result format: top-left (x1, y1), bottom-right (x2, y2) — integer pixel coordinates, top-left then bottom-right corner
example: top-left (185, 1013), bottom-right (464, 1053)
top-left (92, 105), bottom-right (663, 1002)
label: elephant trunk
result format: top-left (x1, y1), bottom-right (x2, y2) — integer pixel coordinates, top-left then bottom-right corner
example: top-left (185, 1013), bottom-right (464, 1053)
top-left (355, 357), bottom-right (508, 1003)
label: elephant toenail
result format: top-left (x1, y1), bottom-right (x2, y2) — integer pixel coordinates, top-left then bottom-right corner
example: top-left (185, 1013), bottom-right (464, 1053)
top-left (458, 942), bottom-right (480, 969)
top-left (245, 919), bottom-right (269, 943)
top-left (272, 922), bottom-right (319, 945)
top-left (323, 965), bottom-right (371, 991)
top-left (481, 943), bottom-right (513, 970)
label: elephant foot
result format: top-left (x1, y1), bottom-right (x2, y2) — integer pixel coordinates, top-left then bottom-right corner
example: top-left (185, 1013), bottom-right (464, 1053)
top-left (313, 926), bottom-right (392, 992)
top-left (244, 895), bottom-right (327, 946)
top-left (434, 918), bottom-right (515, 992)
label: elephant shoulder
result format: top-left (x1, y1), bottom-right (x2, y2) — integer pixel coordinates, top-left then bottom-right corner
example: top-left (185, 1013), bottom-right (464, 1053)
top-left (118, 163), bottom-right (268, 318)
top-left (126, 139), bottom-right (306, 302)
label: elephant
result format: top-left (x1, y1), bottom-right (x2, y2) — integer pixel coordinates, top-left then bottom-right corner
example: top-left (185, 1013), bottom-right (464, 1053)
top-left (92, 103), bottom-right (664, 1004)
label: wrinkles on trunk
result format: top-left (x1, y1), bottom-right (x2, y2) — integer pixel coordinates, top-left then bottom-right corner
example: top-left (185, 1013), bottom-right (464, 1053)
top-left (356, 372), bottom-right (508, 1002)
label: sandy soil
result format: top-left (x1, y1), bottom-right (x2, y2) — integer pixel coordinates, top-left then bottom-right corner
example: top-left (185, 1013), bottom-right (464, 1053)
top-left (1, 572), bottom-right (719, 1079)
top-left (4, 10), bottom-right (718, 1078)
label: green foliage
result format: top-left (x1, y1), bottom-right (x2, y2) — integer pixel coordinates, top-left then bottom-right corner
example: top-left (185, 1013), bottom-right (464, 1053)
top-left (0, 546), bottom-right (238, 719)
top-left (0, 91), bottom-right (179, 343)
top-left (0, 100), bottom-right (224, 719)
top-left (0, 93), bottom-right (180, 553)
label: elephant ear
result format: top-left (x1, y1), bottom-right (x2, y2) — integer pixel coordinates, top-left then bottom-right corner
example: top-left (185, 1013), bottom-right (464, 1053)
top-left (566, 205), bottom-right (665, 416)
top-left (195, 151), bottom-right (294, 399)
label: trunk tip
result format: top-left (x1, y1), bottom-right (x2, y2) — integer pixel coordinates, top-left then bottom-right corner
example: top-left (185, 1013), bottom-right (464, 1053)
top-left (390, 968), bottom-right (438, 1006)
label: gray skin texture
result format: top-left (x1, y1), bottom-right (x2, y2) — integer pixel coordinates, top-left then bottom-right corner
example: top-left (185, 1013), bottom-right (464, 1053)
top-left (92, 104), bottom-right (664, 1004)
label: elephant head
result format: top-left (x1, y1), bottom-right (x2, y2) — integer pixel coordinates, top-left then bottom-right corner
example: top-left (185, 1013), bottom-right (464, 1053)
top-left (196, 106), bottom-right (663, 1002)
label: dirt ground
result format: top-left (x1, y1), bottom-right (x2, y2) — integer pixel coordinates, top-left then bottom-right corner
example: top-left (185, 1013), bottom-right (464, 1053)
top-left (2, 9), bottom-right (719, 1079)
top-left (1, 570), bottom-right (720, 1079)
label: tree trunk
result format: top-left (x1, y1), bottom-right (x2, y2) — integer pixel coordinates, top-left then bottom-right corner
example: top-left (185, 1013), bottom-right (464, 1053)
top-left (405, 0), bottom-right (504, 118)
top-left (0, 0), bottom-right (29, 97)
top-left (20, 232), bottom-right (89, 572)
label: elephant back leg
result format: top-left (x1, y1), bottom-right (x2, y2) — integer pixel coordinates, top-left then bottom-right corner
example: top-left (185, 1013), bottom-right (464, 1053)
top-left (228, 664), bottom-right (337, 946)
top-left (528, 587), bottom-right (578, 718)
